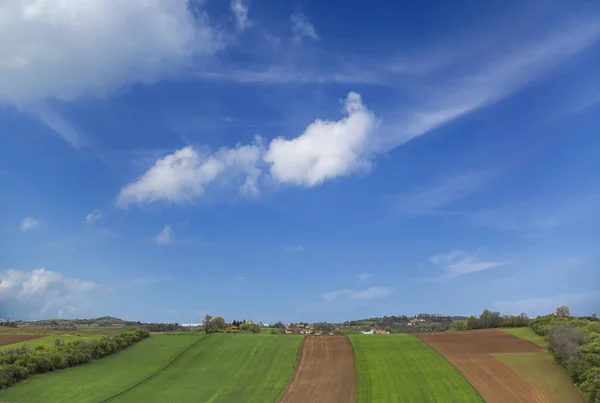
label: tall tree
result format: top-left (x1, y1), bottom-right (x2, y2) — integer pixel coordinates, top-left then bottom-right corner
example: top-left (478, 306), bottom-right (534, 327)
top-left (203, 314), bottom-right (213, 334)
top-left (556, 305), bottom-right (572, 318)
top-left (212, 316), bottom-right (226, 332)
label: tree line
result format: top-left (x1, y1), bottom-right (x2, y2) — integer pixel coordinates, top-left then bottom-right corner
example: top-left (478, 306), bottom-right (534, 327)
top-left (531, 306), bottom-right (599, 402)
top-left (202, 315), bottom-right (261, 334)
top-left (452, 310), bottom-right (530, 331)
top-left (0, 327), bottom-right (149, 390)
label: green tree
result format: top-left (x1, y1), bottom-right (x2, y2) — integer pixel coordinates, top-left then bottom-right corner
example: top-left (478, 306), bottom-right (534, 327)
top-left (556, 305), bottom-right (572, 318)
top-left (203, 314), bottom-right (213, 334)
top-left (479, 309), bottom-right (502, 328)
top-left (212, 316), bottom-right (226, 332)
top-left (466, 315), bottom-right (482, 330)
top-left (453, 320), bottom-right (467, 331)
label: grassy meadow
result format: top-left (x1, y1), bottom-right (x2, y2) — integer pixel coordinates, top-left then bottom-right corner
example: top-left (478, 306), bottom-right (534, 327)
top-left (503, 327), bottom-right (547, 347)
top-left (350, 334), bottom-right (484, 403)
top-left (0, 334), bottom-right (105, 352)
top-left (493, 352), bottom-right (586, 403)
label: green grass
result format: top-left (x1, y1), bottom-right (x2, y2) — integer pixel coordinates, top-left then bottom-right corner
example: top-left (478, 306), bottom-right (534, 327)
top-left (109, 334), bottom-right (303, 403)
top-left (493, 352), bottom-right (585, 403)
top-left (0, 334), bottom-right (205, 403)
top-left (0, 334), bottom-right (302, 403)
top-left (503, 327), bottom-right (547, 347)
top-left (0, 334), bottom-right (104, 352)
top-left (350, 334), bottom-right (484, 403)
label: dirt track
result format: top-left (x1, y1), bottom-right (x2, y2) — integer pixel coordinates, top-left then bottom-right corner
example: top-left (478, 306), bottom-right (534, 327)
top-left (278, 336), bottom-right (356, 403)
top-left (0, 334), bottom-right (43, 346)
top-left (417, 330), bottom-right (549, 403)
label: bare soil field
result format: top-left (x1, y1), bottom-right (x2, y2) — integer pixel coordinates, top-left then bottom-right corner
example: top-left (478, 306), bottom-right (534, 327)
top-left (0, 327), bottom-right (118, 335)
top-left (0, 334), bottom-right (43, 346)
top-left (278, 335), bottom-right (356, 403)
top-left (416, 330), bottom-right (549, 403)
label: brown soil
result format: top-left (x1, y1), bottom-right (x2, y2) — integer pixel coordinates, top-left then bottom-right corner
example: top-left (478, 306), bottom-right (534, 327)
top-left (278, 335), bottom-right (357, 403)
top-left (416, 329), bottom-right (550, 403)
top-left (0, 334), bottom-right (43, 346)
top-left (0, 327), bottom-right (118, 335)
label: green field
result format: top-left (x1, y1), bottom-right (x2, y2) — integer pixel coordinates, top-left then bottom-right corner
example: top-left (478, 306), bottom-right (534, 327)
top-left (493, 352), bottom-right (585, 403)
top-left (0, 334), bottom-right (105, 352)
top-left (0, 334), bottom-right (302, 403)
top-left (502, 327), bottom-right (547, 347)
top-left (350, 334), bottom-right (484, 403)
top-left (110, 334), bottom-right (302, 403)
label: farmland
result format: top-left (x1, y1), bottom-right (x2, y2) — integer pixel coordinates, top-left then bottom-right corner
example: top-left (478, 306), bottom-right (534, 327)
top-left (0, 334), bottom-right (105, 352)
top-left (279, 335), bottom-right (356, 403)
top-left (350, 334), bottom-right (483, 403)
top-left (0, 334), bottom-right (43, 347)
top-left (503, 327), bottom-right (547, 347)
top-left (417, 330), bottom-right (551, 403)
top-left (494, 352), bottom-right (585, 403)
top-left (0, 334), bottom-right (302, 403)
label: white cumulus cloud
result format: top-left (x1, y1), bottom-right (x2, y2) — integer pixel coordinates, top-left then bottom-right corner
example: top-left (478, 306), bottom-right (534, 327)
top-left (265, 92), bottom-right (377, 186)
top-left (0, 268), bottom-right (108, 319)
top-left (117, 141), bottom-right (263, 206)
top-left (20, 216), bottom-right (43, 231)
top-left (117, 92), bottom-right (378, 206)
top-left (0, 0), bottom-right (218, 103)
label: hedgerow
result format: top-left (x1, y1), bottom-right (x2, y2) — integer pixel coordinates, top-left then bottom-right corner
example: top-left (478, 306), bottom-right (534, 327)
top-left (0, 327), bottom-right (149, 389)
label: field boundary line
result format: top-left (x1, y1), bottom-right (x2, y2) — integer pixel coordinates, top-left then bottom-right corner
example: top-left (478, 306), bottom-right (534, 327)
top-left (98, 335), bottom-right (207, 403)
top-left (273, 335), bottom-right (304, 403)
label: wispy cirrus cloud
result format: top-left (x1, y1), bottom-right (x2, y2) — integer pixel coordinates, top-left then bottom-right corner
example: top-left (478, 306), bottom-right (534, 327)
top-left (85, 209), bottom-right (104, 224)
top-left (429, 250), bottom-right (510, 280)
top-left (357, 273), bottom-right (372, 281)
top-left (372, 18), bottom-right (600, 152)
top-left (285, 245), bottom-right (305, 253)
top-left (389, 171), bottom-right (495, 216)
top-left (231, 0), bottom-right (251, 31)
top-left (469, 193), bottom-right (600, 233)
top-left (321, 286), bottom-right (393, 302)
top-left (493, 291), bottom-right (600, 316)
top-left (291, 11), bottom-right (319, 42)
top-left (154, 225), bottom-right (173, 245)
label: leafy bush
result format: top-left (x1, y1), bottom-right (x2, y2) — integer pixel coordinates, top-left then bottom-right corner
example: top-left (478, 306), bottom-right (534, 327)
top-left (531, 309), bottom-right (600, 401)
top-left (0, 327), bottom-right (149, 390)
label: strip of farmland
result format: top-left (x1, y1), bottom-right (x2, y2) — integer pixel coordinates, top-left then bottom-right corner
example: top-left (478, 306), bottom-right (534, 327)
top-left (350, 334), bottom-right (483, 403)
top-left (0, 334), bottom-right (43, 347)
top-left (109, 334), bottom-right (302, 403)
top-left (278, 335), bottom-right (357, 403)
top-left (416, 330), bottom-right (550, 403)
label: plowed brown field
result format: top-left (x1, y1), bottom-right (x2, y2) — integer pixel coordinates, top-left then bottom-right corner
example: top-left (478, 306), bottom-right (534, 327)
top-left (416, 330), bottom-right (549, 403)
top-left (0, 327), bottom-right (118, 335)
top-left (0, 334), bottom-right (43, 346)
top-left (278, 335), bottom-right (356, 403)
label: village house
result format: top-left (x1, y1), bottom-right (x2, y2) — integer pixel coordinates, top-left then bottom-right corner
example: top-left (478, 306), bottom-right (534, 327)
top-left (361, 328), bottom-right (390, 335)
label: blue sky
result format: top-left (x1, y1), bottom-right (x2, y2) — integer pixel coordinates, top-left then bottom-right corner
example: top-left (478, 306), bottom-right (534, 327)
top-left (1, 0), bottom-right (599, 323)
